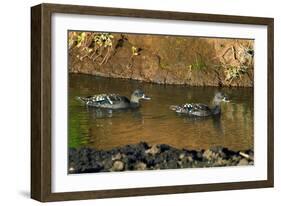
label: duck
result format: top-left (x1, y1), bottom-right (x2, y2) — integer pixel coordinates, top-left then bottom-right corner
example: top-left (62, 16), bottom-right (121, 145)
top-left (170, 92), bottom-right (229, 117)
top-left (76, 89), bottom-right (151, 109)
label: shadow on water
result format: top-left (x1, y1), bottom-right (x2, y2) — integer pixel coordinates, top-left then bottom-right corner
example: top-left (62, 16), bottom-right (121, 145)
top-left (68, 74), bottom-right (253, 151)
top-left (85, 107), bottom-right (143, 120)
top-left (177, 113), bottom-right (223, 135)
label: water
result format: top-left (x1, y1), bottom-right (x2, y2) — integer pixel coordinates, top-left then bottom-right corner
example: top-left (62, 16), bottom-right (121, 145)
top-left (68, 74), bottom-right (253, 151)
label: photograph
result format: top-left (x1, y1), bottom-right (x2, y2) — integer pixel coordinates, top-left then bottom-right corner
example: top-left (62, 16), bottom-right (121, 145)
top-left (30, 3), bottom-right (274, 201)
top-left (67, 31), bottom-right (254, 174)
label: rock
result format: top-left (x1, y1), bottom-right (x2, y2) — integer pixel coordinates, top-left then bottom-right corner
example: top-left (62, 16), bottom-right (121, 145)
top-left (166, 160), bottom-right (178, 169)
top-left (214, 157), bottom-right (228, 166)
top-left (103, 159), bottom-right (113, 170)
top-left (145, 144), bottom-right (159, 155)
top-left (177, 161), bottom-right (183, 168)
top-left (79, 162), bottom-right (103, 173)
top-left (112, 160), bottom-right (125, 171)
top-left (68, 143), bottom-right (254, 173)
top-left (222, 148), bottom-right (238, 159)
top-left (164, 151), bottom-right (178, 162)
top-left (210, 146), bottom-right (226, 158)
top-left (186, 155), bottom-right (193, 162)
top-left (68, 166), bottom-right (75, 173)
top-left (139, 141), bottom-right (149, 150)
top-left (112, 153), bottom-right (122, 161)
top-left (203, 149), bottom-right (219, 161)
top-left (134, 162), bottom-right (147, 170)
top-left (248, 161), bottom-right (254, 165)
top-left (153, 153), bottom-right (164, 165)
top-left (90, 162), bottom-right (104, 172)
top-left (195, 151), bottom-right (203, 160)
top-left (69, 148), bottom-right (77, 157)
top-left (231, 155), bottom-right (241, 164)
top-left (179, 153), bottom-right (185, 160)
top-left (126, 154), bottom-right (137, 163)
top-left (238, 158), bottom-right (249, 166)
top-left (144, 154), bottom-right (156, 167)
top-left (159, 144), bottom-right (171, 152)
top-left (159, 162), bottom-right (168, 169)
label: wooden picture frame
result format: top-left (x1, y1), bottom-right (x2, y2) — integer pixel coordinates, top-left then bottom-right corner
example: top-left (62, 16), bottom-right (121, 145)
top-left (31, 3), bottom-right (274, 202)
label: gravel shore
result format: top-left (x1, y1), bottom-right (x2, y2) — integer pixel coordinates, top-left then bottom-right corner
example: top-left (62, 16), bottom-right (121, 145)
top-left (68, 142), bottom-right (254, 174)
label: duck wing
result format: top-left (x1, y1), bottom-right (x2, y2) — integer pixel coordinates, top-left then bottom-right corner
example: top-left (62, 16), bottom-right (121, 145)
top-left (170, 103), bottom-right (193, 114)
top-left (77, 94), bottom-right (131, 109)
top-left (77, 94), bottom-right (121, 105)
top-left (188, 103), bottom-right (212, 117)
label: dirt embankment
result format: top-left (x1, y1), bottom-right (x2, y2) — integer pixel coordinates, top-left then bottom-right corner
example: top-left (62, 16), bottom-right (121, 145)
top-left (69, 32), bottom-right (254, 87)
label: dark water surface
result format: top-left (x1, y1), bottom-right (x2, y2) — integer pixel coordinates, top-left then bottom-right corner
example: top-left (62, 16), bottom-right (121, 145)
top-left (69, 74), bottom-right (253, 151)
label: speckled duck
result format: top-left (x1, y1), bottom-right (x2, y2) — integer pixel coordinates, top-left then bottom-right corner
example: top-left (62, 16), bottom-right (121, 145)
top-left (77, 89), bottom-right (151, 109)
top-left (170, 92), bottom-right (229, 117)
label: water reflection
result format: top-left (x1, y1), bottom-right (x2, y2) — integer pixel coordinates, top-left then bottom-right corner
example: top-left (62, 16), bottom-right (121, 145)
top-left (69, 74), bottom-right (253, 151)
top-left (85, 107), bottom-right (143, 120)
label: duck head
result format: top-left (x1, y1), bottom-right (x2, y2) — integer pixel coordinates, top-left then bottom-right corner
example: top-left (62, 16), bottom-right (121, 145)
top-left (213, 92), bottom-right (230, 105)
top-left (130, 89), bottom-right (151, 103)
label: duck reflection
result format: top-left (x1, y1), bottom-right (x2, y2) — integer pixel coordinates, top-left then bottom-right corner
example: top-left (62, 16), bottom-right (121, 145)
top-left (86, 106), bottom-right (143, 120)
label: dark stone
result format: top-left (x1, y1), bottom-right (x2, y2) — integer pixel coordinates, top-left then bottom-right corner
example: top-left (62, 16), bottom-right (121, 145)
top-left (222, 148), bottom-right (239, 159)
top-left (144, 154), bottom-right (156, 167)
top-left (120, 144), bottom-right (146, 160)
top-left (103, 158), bottom-right (113, 170)
top-left (166, 160), bottom-right (178, 169)
top-left (154, 153), bottom-right (164, 165)
top-left (126, 154), bottom-right (137, 163)
top-left (195, 151), bottom-right (203, 161)
top-left (109, 147), bottom-right (121, 155)
top-left (79, 162), bottom-right (104, 173)
top-left (159, 144), bottom-right (172, 152)
top-left (159, 162), bottom-right (168, 169)
top-left (185, 150), bottom-right (198, 159)
top-left (68, 148), bottom-right (77, 158)
top-left (139, 141), bottom-right (149, 150)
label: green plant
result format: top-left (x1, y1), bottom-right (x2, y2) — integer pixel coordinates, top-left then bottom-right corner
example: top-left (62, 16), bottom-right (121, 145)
top-left (93, 33), bottom-right (114, 48)
top-left (131, 46), bottom-right (139, 56)
top-left (126, 46), bottom-right (140, 70)
top-left (76, 32), bottom-right (87, 47)
top-left (224, 65), bottom-right (248, 83)
top-left (217, 42), bottom-right (254, 84)
top-left (91, 33), bottom-right (114, 65)
top-left (189, 54), bottom-right (207, 70)
top-left (69, 32), bottom-right (114, 65)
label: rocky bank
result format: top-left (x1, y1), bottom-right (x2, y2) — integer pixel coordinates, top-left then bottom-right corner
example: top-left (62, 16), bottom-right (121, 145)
top-left (68, 142), bottom-right (254, 174)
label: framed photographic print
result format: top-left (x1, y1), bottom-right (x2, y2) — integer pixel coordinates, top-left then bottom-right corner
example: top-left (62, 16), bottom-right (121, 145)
top-left (31, 3), bottom-right (274, 202)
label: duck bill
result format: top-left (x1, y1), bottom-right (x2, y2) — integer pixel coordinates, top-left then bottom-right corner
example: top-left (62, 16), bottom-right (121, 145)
top-left (142, 94), bottom-right (151, 100)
